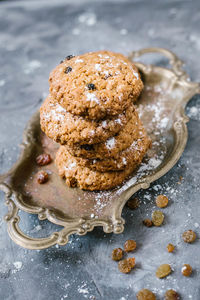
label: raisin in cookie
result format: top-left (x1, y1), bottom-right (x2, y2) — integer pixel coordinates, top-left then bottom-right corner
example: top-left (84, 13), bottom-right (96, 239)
top-left (40, 95), bottom-right (134, 145)
top-left (66, 110), bottom-right (140, 159)
top-left (49, 51), bottom-right (143, 119)
top-left (55, 128), bottom-right (151, 191)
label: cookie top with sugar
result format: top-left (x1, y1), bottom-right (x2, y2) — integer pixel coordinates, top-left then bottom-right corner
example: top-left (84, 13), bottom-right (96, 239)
top-left (49, 50), bottom-right (143, 119)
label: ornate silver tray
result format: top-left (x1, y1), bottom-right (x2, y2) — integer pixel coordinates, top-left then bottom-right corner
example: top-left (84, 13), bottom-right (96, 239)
top-left (0, 47), bottom-right (199, 249)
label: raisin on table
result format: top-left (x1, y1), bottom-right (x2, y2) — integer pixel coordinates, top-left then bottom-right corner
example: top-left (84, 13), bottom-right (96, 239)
top-left (165, 289), bottom-right (180, 300)
top-left (136, 289), bottom-right (156, 300)
top-left (112, 248), bottom-right (123, 261)
top-left (156, 264), bottom-right (172, 278)
top-left (182, 230), bottom-right (196, 243)
top-left (127, 257), bottom-right (135, 268)
top-left (152, 210), bottom-right (164, 226)
top-left (143, 219), bottom-right (153, 227)
top-left (181, 264), bottom-right (192, 277)
top-left (155, 195), bottom-right (169, 208)
top-left (118, 259), bottom-right (132, 274)
top-left (167, 243), bottom-right (175, 253)
top-left (126, 197), bottom-right (140, 210)
top-left (124, 239), bottom-right (137, 252)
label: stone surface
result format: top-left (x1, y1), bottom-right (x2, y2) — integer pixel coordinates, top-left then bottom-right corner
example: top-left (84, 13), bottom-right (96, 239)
top-left (0, 0), bottom-right (200, 299)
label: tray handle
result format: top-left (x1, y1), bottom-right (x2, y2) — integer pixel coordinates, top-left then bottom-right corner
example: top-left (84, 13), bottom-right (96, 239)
top-left (4, 198), bottom-right (61, 249)
top-left (129, 47), bottom-right (188, 80)
top-left (1, 182), bottom-right (123, 249)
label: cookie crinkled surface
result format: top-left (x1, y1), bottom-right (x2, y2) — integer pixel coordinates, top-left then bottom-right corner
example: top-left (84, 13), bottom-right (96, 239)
top-left (55, 126), bottom-right (151, 190)
top-left (40, 95), bottom-right (135, 145)
top-left (49, 50), bottom-right (143, 119)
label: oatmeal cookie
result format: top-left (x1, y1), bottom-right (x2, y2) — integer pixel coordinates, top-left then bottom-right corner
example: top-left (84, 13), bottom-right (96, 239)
top-left (70, 126), bottom-right (151, 172)
top-left (49, 51), bottom-right (143, 119)
top-left (66, 111), bottom-right (141, 159)
top-left (55, 129), bottom-right (150, 190)
top-left (40, 95), bottom-right (134, 145)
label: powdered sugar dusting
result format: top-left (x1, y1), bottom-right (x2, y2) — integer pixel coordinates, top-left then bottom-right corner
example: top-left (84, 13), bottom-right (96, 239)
top-left (24, 60), bottom-right (41, 74)
top-left (101, 120), bottom-right (107, 128)
top-left (78, 283), bottom-right (89, 297)
top-left (115, 118), bottom-right (122, 125)
top-left (78, 13), bottom-right (97, 26)
top-left (75, 58), bottom-right (84, 63)
top-left (85, 92), bottom-right (100, 104)
top-left (106, 137), bottom-right (115, 149)
top-left (95, 63), bottom-right (101, 71)
top-left (44, 103), bottom-right (66, 122)
top-left (65, 162), bottom-right (76, 171)
top-left (186, 99), bottom-right (200, 121)
top-left (122, 157), bottom-right (127, 165)
top-left (133, 70), bottom-right (139, 80)
top-left (0, 80), bottom-right (5, 87)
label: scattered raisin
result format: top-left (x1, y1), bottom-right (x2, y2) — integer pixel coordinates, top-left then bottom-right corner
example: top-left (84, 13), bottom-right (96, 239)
top-left (112, 248), bottom-right (123, 261)
top-left (143, 219), bottom-right (153, 227)
top-left (36, 153), bottom-right (52, 166)
top-left (127, 257), bottom-right (135, 268)
top-left (165, 289), bottom-right (180, 300)
top-left (37, 171), bottom-right (48, 184)
top-left (87, 83), bottom-right (96, 90)
top-left (181, 264), bottom-right (192, 277)
top-left (118, 259), bottom-right (132, 274)
top-left (65, 55), bottom-right (74, 60)
top-left (126, 197), bottom-right (140, 210)
top-left (124, 239), bottom-right (137, 252)
top-left (156, 264), bottom-right (172, 278)
top-left (64, 66), bottom-right (72, 74)
top-left (182, 230), bottom-right (196, 243)
top-left (136, 289), bottom-right (156, 300)
top-left (167, 243), bottom-right (175, 253)
top-left (152, 210), bottom-right (164, 226)
top-left (155, 195), bottom-right (169, 208)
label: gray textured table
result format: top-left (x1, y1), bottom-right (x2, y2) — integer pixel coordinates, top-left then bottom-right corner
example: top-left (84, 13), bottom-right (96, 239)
top-left (0, 0), bottom-right (200, 299)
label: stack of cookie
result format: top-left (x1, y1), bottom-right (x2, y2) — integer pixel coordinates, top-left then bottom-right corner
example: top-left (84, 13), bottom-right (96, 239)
top-left (40, 51), bottom-right (151, 190)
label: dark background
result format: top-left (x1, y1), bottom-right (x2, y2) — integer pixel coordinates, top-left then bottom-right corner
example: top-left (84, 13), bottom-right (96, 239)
top-left (0, 0), bottom-right (200, 299)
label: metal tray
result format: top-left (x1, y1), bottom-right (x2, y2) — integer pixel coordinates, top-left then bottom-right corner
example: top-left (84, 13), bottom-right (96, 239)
top-left (0, 47), bottom-right (199, 250)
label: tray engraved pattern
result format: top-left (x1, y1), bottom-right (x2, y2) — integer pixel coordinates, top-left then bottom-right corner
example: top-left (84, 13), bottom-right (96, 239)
top-left (0, 48), bottom-right (199, 249)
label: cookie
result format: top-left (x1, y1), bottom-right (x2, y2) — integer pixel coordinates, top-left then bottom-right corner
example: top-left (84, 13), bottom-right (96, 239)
top-left (55, 128), bottom-right (151, 191)
top-left (66, 110), bottom-right (140, 159)
top-left (70, 125), bottom-right (151, 172)
top-left (49, 51), bottom-right (143, 119)
top-left (40, 95), bottom-right (134, 145)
